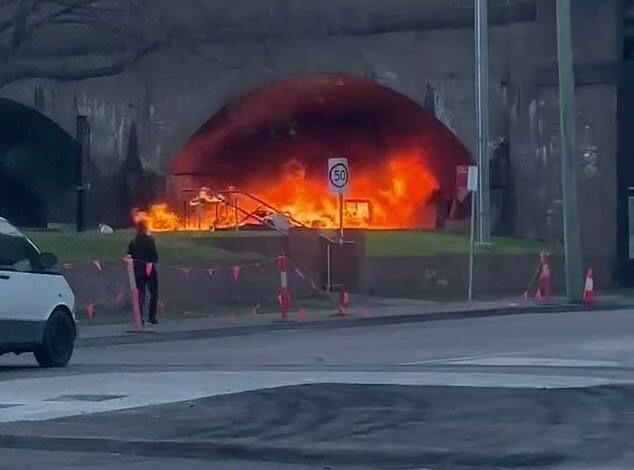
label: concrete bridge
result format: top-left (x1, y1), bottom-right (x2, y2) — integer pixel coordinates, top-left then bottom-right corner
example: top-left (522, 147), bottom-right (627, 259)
top-left (0, 0), bottom-right (626, 283)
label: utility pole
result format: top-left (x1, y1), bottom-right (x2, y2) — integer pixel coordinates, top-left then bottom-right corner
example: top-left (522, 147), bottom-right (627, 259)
top-left (475, 0), bottom-right (491, 244)
top-left (556, 0), bottom-right (584, 300)
top-left (75, 115), bottom-right (89, 233)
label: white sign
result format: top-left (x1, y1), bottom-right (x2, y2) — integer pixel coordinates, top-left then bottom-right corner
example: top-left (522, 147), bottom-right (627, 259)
top-left (328, 157), bottom-right (349, 194)
top-left (467, 166), bottom-right (479, 192)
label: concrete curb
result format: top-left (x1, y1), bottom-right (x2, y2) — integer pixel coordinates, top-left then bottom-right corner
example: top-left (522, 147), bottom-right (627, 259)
top-left (0, 433), bottom-right (566, 468)
top-left (76, 302), bottom-right (633, 348)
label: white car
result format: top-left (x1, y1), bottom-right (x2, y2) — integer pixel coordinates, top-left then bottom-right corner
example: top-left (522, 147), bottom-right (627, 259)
top-left (0, 217), bottom-right (78, 367)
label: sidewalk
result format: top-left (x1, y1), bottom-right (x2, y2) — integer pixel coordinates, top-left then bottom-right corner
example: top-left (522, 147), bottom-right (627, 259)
top-left (76, 294), bottom-right (634, 347)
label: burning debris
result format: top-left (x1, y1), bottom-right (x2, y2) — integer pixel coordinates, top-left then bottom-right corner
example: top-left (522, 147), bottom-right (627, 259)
top-left (133, 151), bottom-right (439, 232)
top-left (135, 74), bottom-right (470, 232)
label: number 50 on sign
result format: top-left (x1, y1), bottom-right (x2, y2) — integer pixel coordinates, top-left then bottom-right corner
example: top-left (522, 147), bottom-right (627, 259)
top-left (328, 157), bottom-right (349, 194)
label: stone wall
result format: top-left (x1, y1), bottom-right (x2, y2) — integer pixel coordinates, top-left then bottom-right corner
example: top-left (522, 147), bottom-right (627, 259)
top-left (0, 0), bottom-right (625, 277)
top-left (507, 0), bottom-right (621, 280)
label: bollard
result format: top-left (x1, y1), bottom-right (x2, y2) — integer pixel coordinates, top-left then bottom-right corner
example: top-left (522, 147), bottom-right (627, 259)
top-left (124, 256), bottom-right (143, 329)
top-left (582, 267), bottom-right (594, 303)
top-left (277, 254), bottom-right (291, 321)
top-left (338, 290), bottom-right (350, 315)
top-left (536, 251), bottom-right (551, 300)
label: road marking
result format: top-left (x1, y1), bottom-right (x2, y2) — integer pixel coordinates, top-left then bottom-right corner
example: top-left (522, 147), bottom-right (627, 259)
top-left (0, 370), bottom-right (622, 423)
top-left (399, 354), bottom-right (505, 366)
top-left (444, 357), bottom-right (621, 368)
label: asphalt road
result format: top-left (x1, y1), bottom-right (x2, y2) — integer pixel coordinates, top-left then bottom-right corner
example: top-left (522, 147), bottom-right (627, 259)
top-left (2, 308), bottom-right (634, 469)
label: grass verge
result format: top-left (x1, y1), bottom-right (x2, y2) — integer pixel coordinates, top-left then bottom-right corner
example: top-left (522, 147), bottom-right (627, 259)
top-left (25, 229), bottom-right (549, 262)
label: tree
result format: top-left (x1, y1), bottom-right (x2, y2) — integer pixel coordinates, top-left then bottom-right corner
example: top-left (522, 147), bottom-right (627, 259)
top-left (0, 0), bottom-right (537, 90)
top-left (0, 0), bottom-right (176, 89)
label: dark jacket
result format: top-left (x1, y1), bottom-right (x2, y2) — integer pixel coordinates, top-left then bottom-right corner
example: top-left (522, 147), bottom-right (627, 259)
top-left (127, 233), bottom-right (159, 266)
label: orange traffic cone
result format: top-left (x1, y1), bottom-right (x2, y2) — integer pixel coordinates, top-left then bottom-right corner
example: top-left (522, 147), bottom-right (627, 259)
top-left (583, 268), bottom-right (594, 303)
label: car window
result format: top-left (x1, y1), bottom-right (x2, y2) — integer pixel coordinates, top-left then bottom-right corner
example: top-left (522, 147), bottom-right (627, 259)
top-left (0, 233), bottom-right (38, 272)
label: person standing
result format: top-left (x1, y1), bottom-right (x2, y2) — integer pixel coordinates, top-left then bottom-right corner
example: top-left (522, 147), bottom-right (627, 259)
top-left (127, 220), bottom-right (159, 325)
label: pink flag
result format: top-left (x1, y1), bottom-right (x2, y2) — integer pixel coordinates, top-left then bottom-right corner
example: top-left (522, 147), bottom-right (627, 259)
top-left (232, 266), bottom-right (241, 281)
top-left (294, 267), bottom-right (305, 279)
top-left (85, 303), bottom-right (94, 319)
top-left (92, 260), bottom-right (102, 271)
top-left (180, 267), bottom-right (191, 281)
top-left (145, 263), bottom-right (153, 276)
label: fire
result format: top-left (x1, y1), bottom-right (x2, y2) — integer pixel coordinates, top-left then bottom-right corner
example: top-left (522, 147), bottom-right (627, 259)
top-left (135, 151), bottom-right (440, 231)
top-left (131, 203), bottom-right (180, 232)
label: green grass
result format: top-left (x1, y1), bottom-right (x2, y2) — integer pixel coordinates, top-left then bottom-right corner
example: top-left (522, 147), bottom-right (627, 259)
top-left (25, 230), bottom-right (265, 262)
top-left (366, 230), bottom-right (550, 257)
top-left (24, 229), bottom-right (548, 262)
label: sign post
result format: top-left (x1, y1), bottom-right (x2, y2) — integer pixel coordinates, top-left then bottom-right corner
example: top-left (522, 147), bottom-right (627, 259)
top-left (457, 165), bottom-right (479, 301)
top-left (328, 157), bottom-right (349, 243)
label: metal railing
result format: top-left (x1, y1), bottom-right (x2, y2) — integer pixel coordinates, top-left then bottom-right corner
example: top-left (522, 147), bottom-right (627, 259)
top-left (181, 187), bottom-right (356, 291)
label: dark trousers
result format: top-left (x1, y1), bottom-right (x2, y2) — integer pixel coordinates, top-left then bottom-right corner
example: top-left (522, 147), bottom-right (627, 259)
top-left (135, 269), bottom-right (159, 322)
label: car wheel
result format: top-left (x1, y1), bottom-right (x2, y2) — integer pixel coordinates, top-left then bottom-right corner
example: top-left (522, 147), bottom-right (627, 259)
top-left (34, 309), bottom-right (75, 368)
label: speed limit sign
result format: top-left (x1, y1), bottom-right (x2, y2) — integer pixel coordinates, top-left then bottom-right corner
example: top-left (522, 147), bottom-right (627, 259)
top-left (328, 157), bottom-right (349, 194)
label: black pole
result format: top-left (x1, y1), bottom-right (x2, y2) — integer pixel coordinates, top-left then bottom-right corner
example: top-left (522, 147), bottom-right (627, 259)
top-left (75, 115), bottom-right (89, 232)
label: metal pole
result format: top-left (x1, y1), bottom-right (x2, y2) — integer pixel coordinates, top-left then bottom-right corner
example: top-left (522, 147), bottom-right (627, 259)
top-left (475, 0), bottom-right (491, 244)
top-left (339, 193), bottom-right (344, 243)
top-left (234, 196), bottom-right (239, 231)
top-left (326, 243), bottom-right (332, 292)
top-left (556, 0), bottom-right (584, 301)
top-left (75, 115), bottom-right (88, 232)
top-left (468, 192), bottom-right (476, 301)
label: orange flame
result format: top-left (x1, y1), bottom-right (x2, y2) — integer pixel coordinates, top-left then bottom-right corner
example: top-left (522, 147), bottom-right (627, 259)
top-left (135, 151), bottom-right (440, 231)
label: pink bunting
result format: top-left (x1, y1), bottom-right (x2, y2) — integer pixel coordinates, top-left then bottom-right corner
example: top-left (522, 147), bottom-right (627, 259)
top-left (294, 267), bottom-right (305, 279)
top-left (85, 303), bottom-right (94, 319)
top-left (232, 266), bottom-right (241, 281)
top-left (92, 260), bottom-right (102, 271)
top-left (145, 263), bottom-right (153, 276)
top-left (180, 267), bottom-right (191, 281)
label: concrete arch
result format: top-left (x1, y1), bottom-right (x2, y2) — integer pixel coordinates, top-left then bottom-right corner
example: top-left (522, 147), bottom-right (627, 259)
top-left (167, 74), bottom-right (471, 228)
top-left (0, 98), bottom-right (79, 227)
